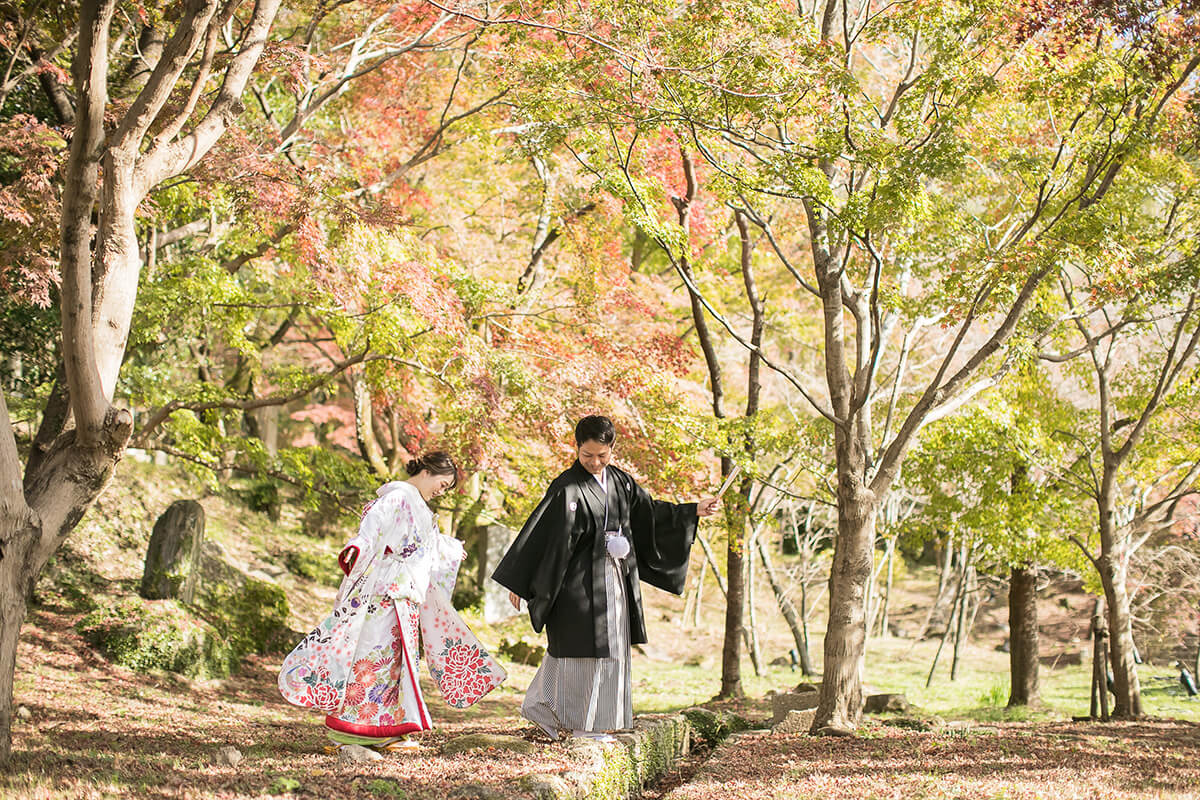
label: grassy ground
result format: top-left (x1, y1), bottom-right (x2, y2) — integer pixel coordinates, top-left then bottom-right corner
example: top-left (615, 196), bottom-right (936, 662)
top-left (6, 461), bottom-right (1199, 798)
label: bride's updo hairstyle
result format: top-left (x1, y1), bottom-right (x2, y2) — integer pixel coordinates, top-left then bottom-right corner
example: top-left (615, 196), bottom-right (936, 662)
top-left (405, 450), bottom-right (459, 491)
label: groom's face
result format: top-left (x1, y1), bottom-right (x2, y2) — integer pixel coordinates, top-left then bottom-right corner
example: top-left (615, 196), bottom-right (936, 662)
top-left (577, 440), bottom-right (613, 475)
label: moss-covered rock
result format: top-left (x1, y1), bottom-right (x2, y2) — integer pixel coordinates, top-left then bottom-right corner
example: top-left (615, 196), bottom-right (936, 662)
top-left (193, 541), bottom-right (294, 655)
top-left (77, 596), bottom-right (238, 678)
top-left (195, 568), bottom-right (293, 656)
top-left (78, 539), bottom-right (295, 678)
top-left (281, 548), bottom-right (341, 587)
top-left (140, 499), bottom-right (205, 602)
top-left (498, 636), bottom-right (545, 665)
top-left (681, 707), bottom-right (754, 747)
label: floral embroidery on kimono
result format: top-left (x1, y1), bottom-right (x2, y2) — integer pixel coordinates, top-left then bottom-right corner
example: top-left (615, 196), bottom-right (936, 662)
top-left (278, 482), bottom-right (505, 737)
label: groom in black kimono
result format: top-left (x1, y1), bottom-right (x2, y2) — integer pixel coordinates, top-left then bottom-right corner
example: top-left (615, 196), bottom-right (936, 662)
top-left (492, 415), bottom-right (719, 741)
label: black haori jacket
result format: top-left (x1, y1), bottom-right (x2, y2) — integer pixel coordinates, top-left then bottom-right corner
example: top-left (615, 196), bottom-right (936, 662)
top-left (492, 461), bottom-right (698, 658)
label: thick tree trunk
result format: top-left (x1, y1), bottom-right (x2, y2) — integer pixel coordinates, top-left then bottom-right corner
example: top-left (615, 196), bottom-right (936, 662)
top-left (1099, 551), bottom-right (1142, 717)
top-left (93, 158), bottom-right (145, 400)
top-left (1097, 476), bottom-right (1143, 718)
top-left (1, 413), bottom-right (130, 766)
top-left (0, 548), bottom-right (33, 767)
top-left (812, 471), bottom-right (875, 733)
top-left (1008, 564), bottom-right (1040, 706)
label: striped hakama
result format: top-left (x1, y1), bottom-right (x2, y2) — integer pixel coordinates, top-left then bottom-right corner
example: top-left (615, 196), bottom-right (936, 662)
top-left (522, 554), bottom-right (633, 736)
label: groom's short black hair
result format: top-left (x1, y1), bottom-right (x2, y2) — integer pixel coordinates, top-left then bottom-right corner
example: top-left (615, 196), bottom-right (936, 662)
top-left (575, 415), bottom-right (616, 446)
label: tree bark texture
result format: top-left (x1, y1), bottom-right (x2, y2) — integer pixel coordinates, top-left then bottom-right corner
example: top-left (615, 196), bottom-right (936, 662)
top-left (812, 467), bottom-right (875, 732)
top-left (1007, 564), bottom-right (1041, 706)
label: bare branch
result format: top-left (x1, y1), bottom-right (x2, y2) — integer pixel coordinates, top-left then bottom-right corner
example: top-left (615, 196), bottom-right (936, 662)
top-left (871, 263), bottom-right (1054, 496)
top-left (426, 0), bottom-right (786, 99)
top-left (738, 202), bottom-right (820, 297)
top-left (1113, 294), bottom-right (1200, 466)
top-left (1069, 534), bottom-right (1102, 571)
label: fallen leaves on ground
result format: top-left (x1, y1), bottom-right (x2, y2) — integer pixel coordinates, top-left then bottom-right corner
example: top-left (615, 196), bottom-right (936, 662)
top-left (663, 719), bottom-right (1200, 800)
top-left (6, 609), bottom-right (571, 799)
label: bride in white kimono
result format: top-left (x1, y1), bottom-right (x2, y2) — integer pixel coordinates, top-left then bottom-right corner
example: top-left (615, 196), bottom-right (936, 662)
top-left (279, 452), bottom-right (506, 749)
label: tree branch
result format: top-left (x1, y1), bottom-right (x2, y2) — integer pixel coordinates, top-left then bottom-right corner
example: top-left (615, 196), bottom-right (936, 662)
top-left (132, 347), bottom-right (368, 445)
top-left (153, 444), bottom-right (359, 511)
top-left (871, 263), bottom-right (1054, 496)
top-left (0, 391), bottom-right (27, 513)
top-left (141, 0), bottom-right (284, 186)
top-left (60, 0), bottom-right (118, 443)
top-left (111, 0), bottom-right (222, 153)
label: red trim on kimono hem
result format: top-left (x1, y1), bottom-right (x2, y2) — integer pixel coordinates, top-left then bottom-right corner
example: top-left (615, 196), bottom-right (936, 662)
top-left (323, 716), bottom-right (425, 738)
top-left (397, 605), bottom-right (432, 729)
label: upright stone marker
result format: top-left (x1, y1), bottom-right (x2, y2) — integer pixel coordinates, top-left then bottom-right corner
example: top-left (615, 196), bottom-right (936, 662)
top-left (140, 499), bottom-right (206, 603)
top-left (480, 523), bottom-right (518, 623)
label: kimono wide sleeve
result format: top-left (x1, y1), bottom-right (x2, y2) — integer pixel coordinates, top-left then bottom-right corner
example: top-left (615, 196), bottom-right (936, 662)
top-left (429, 533), bottom-right (467, 598)
top-left (490, 484), bottom-right (578, 634)
top-left (629, 484), bottom-right (698, 595)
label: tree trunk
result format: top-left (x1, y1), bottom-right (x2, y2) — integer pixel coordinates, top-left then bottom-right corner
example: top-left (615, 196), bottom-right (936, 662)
top-left (798, 573), bottom-right (814, 676)
top-left (1007, 564), bottom-right (1040, 706)
top-left (1099, 551), bottom-right (1142, 717)
top-left (1, 411), bottom-right (130, 765)
top-left (950, 566), bottom-right (970, 681)
top-left (0, 552), bottom-right (32, 767)
top-left (927, 542), bottom-right (969, 689)
top-left (0, 392), bottom-right (39, 766)
top-left (1097, 475), bottom-right (1143, 718)
top-left (719, 519), bottom-right (747, 698)
top-left (353, 373), bottom-right (389, 476)
top-left (1194, 619), bottom-right (1199, 684)
top-left (920, 534), bottom-right (957, 639)
top-left (880, 542), bottom-right (894, 637)
top-left (746, 534), bottom-right (761, 676)
top-left (812, 473), bottom-right (875, 732)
